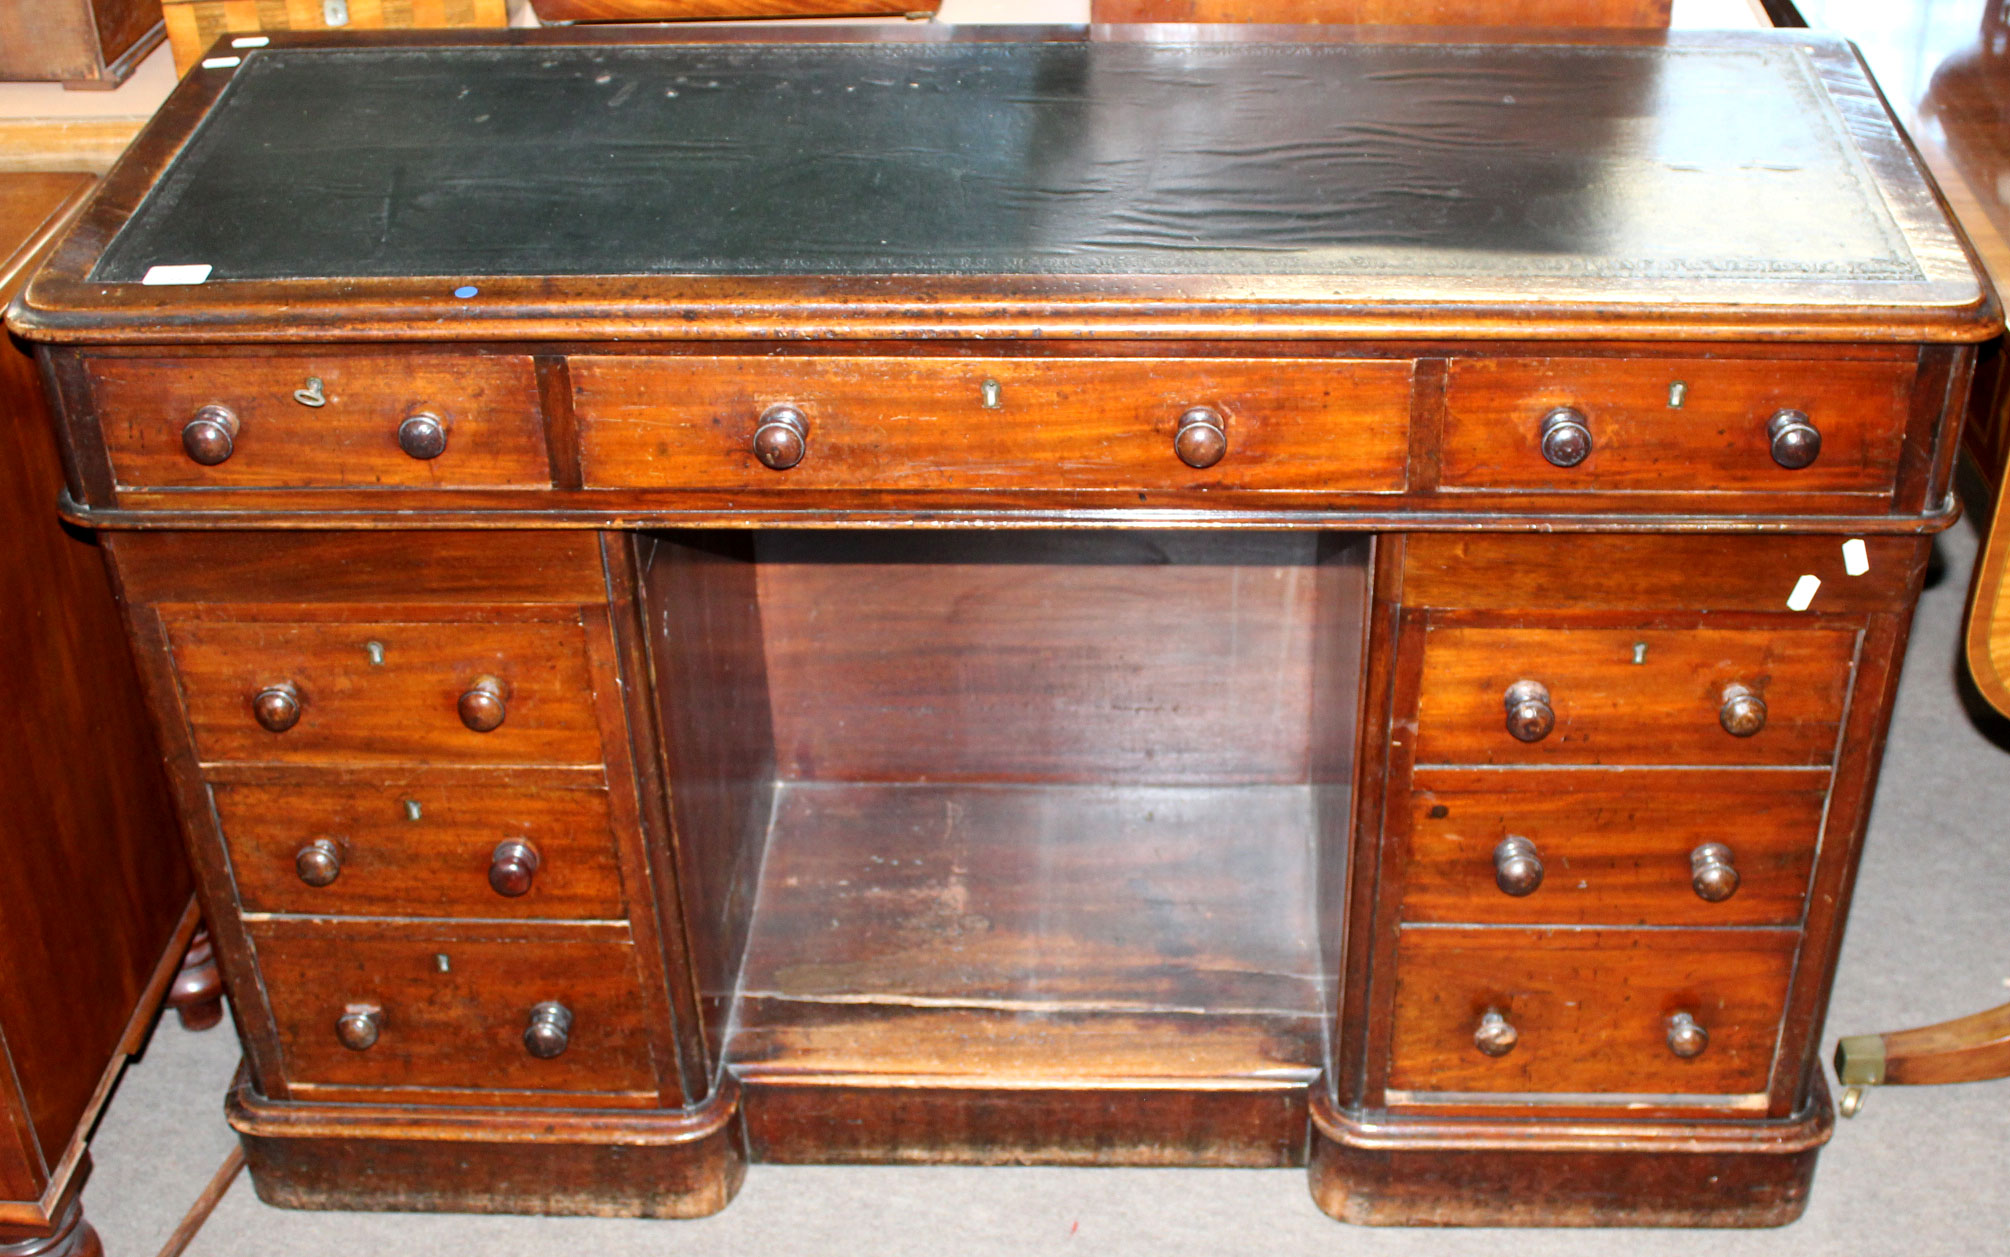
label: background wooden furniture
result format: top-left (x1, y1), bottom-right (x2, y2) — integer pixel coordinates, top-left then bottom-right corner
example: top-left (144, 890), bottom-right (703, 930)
top-left (1089, 0), bottom-right (1671, 25)
top-left (531, 1), bottom-right (941, 21)
top-left (0, 0), bottom-right (165, 89)
top-left (0, 172), bottom-right (206, 1257)
top-left (8, 24), bottom-right (1993, 1229)
top-left (160, 0), bottom-right (510, 76)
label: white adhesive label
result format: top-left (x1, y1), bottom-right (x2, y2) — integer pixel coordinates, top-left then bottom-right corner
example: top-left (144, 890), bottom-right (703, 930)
top-left (1788, 573), bottom-right (1821, 612)
top-left (200, 55), bottom-right (241, 69)
top-left (230, 35), bottom-right (270, 47)
top-left (140, 264), bottom-right (212, 286)
top-left (1843, 538), bottom-right (1870, 577)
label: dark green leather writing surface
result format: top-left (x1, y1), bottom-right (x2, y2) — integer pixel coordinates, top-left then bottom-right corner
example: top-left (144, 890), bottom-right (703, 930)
top-left (94, 38), bottom-right (1917, 284)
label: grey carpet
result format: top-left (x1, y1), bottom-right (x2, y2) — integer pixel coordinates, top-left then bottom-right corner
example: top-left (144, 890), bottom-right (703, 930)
top-left (79, 495), bottom-right (2010, 1255)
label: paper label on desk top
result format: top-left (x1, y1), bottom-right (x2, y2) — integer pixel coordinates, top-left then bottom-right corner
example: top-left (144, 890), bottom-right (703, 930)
top-left (1843, 539), bottom-right (1871, 576)
top-left (140, 264), bottom-right (211, 286)
top-left (1787, 573), bottom-right (1821, 612)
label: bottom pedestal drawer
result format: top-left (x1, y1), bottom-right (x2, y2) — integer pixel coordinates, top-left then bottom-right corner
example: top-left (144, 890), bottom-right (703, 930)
top-left (1387, 927), bottom-right (1797, 1101)
top-left (249, 923), bottom-right (660, 1098)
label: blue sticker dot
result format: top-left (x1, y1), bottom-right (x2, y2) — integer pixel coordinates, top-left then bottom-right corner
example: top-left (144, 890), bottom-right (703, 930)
top-left (453, 285), bottom-right (478, 299)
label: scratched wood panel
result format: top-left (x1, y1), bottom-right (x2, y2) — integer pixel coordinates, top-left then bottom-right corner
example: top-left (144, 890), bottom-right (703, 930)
top-left (727, 781), bottom-right (1325, 1082)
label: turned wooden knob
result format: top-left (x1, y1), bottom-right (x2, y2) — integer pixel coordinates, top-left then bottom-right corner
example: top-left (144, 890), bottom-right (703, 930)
top-left (1690, 842), bottom-right (1740, 902)
top-left (397, 412), bottom-right (448, 460)
top-left (1493, 835), bottom-right (1544, 897)
top-left (753, 405), bottom-right (807, 470)
top-left (252, 682), bottom-right (301, 732)
top-left (1504, 680), bottom-right (1554, 743)
top-left (1720, 684), bottom-right (1767, 737)
top-left (295, 838), bottom-right (343, 887)
top-left (489, 840), bottom-right (540, 897)
top-left (1667, 1012), bottom-right (1709, 1059)
top-left (181, 404), bottom-right (240, 465)
top-left (336, 1005), bottom-right (381, 1051)
top-left (1474, 1009), bottom-right (1519, 1057)
top-left (458, 676), bottom-right (508, 732)
top-left (524, 1001), bottom-right (573, 1059)
top-left (1539, 407), bottom-right (1591, 468)
top-left (1174, 406), bottom-right (1227, 469)
top-left (1768, 409), bottom-right (1821, 469)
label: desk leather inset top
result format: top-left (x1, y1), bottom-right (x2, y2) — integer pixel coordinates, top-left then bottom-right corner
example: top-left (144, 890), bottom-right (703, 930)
top-left (3, 25), bottom-right (2001, 1233)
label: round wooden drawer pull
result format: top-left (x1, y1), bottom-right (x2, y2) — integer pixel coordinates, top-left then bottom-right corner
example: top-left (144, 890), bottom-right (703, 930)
top-left (753, 405), bottom-right (808, 470)
top-left (397, 412), bottom-right (448, 460)
top-left (336, 1004), bottom-right (382, 1052)
top-left (1503, 680), bottom-right (1555, 743)
top-left (524, 1001), bottom-right (574, 1059)
top-left (1690, 842), bottom-right (1740, 902)
top-left (458, 676), bottom-right (508, 733)
top-left (1666, 1012), bottom-right (1710, 1059)
top-left (182, 404), bottom-right (241, 466)
top-left (1768, 409), bottom-right (1821, 469)
top-left (295, 838), bottom-right (344, 887)
top-left (489, 840), bottom-right (541, 897)
top-left (1493, 835), bottom-right (1544, 897)
top-left (1474, 1010), bottom-right (1519, 1057)
top-left (1539, 407), bottom-right (1591, 467)
top-left (252, 682), bottom-right (302, 733)
top-left (1719, 684), bottom-right (1767, 737)
top-left (1174, 406), bottom-right (1227, 469)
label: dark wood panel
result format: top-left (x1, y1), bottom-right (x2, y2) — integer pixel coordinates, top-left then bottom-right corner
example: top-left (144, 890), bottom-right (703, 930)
top-left (1415, 625), bottom-right (1858, 767)
top-left (252, 925), bottom-right (658, 1096)
top-left (757, 531), bottom-right (1324, 785)
top-left (640, 534), bottom-right (776, 1079)
top-left (1402, 532), bottom-right (1921, 613)
top-left (92, 353), bottom-right (551, 489)
top-left (112, 529), bottom-right (608, 605)
top-left (728, 781), bottom-right (1324, 1082)
top-left (215, 781), bottom-right (625, 920)
top-left (0, 170), bottom-right (192, 1209)
top-left (1387, 926), bottom-right (1798, 1097)
top-left (1403, 768), bottom-right (1826, 927)
top-left (166, 614), bottom-right (606, 767)
top-left (574, 356), bottom-right (1412, 494)
top-left (1441, 357), bottom-right (1915, 494)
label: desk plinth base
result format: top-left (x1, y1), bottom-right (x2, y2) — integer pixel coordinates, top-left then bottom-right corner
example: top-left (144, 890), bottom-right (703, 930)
top-left (224, 1069), bottom-right (746, 1218)
top-left (1307, 1084), bottom-right (1833, 1227)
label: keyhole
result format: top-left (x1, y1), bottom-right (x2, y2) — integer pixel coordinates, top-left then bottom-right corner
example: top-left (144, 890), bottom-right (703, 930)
top-left (402, 799), bottom-right (422, 822)
top-left (980, 379), bottom-right (1002, 409)
top-left (1632, 642), bottom-right (1648, 664)
top-left (1667, 381), bottom-right (1687, 409)
top-left (435, 953), bottom-right (451, 973)
top-left (364, 640), bottom-right (385, 666)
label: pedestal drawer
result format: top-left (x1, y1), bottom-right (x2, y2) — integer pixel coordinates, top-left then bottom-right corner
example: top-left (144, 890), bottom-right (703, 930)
top-left (1387, 927), bottom-right (1797, 1100)
top-left (216, 781), bottom-right (626, 920)
top-left (571, 355), bottom-right (1413, 492)
top-left (1441, 356), bottom-right (1915, 496)
top-left (1415, 626), bottom-right (1858, 767)
top-left (1403, 768), bottom-right (1825, 927)
top-left (251, 923), bottom-right (658, 1097)
top-left (90, 354), bottom-right (551, 489)
top-left (165, 614), bottom-right (605, 767)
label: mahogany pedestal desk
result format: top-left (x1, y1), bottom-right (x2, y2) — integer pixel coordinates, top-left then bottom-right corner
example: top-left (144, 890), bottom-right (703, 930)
top-left (8, 24), bottom-right (1997, 1229)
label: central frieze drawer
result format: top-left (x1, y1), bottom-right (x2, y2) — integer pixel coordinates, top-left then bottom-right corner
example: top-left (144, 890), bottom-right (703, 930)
top-left (570, 356), bottom-right (1413, 492)
top-left (164, 614), bottom-right (605, 767)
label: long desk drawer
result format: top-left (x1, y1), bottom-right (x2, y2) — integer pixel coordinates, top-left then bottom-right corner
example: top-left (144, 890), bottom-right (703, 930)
top-left (570, 355), bottom-right (1415, 493)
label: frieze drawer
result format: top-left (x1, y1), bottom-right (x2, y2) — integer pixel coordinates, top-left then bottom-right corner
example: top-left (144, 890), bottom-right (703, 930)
top-left (570, 356), bottom-right (1414, 493)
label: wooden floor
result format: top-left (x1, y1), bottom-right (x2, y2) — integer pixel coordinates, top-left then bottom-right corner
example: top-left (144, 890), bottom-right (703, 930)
top-left (728, 781), bottom-right (1329, 1085)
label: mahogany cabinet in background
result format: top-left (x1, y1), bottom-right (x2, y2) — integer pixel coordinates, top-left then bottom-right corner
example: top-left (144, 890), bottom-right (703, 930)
top-left (0, 173), bottom-right (203, 1257)
top-left (0, 0), bottom-right (165, 88)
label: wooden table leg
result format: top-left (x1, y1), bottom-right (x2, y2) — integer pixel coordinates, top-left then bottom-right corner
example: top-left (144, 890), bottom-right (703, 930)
top-left (1835, 1001), bottom-right (2010, 1114)
top-left (165, 926), bottom-right (223, 1032)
